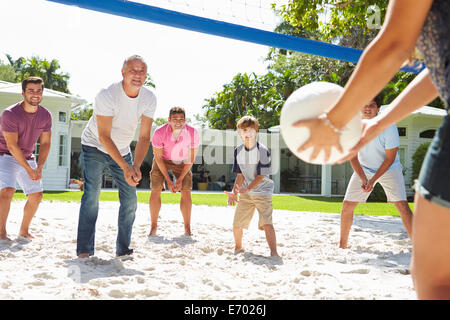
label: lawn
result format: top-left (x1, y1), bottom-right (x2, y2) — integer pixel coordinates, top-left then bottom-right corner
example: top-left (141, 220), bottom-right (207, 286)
top-left (12, 190), bottom-right (414, 217)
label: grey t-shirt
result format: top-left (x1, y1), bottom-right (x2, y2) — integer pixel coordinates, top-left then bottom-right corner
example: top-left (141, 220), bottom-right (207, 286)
top-left (232, 142), bottom-right (274, 196)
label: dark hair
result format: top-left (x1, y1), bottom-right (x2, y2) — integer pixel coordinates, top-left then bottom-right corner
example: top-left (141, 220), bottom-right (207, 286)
top-left (22, 76), bottom-right (44, 92)
top-left (236, 115), bottom-right (259, 131)
top-left (373, 94), bottom-right (383, 108)
top-left (169, 106), bottom-right (185, 118)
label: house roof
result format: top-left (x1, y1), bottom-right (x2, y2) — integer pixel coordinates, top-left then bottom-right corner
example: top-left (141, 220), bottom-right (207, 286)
top-left (268, 105), bottom-right (447, 133)
top-left (0, 80), bottom-right (86, 108)
top-left (380, 105), bottom-right (447, 117)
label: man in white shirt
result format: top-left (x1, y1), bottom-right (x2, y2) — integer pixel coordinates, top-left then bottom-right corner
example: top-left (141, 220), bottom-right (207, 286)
top-left (339, 98), bottom-right (413, 249)
top-left (77, 55), bottom-right (156, 259)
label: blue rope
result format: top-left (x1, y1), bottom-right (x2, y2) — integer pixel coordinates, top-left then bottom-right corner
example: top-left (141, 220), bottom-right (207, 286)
top-left (46, 0), bottom-right (425, 73)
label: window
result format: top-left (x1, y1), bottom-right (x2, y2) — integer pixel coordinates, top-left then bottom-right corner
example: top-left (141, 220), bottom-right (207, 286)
top-left (398, 146), bottom-right (407, 169)
top-left (58, 134), bottom-right (68, 166)
top-left (59, 111), bottom-right (67, 122)
top-left (34, 137), bottom-right (40, 163)
top-left (398, 127), bottom-right (407, 137)
top-left (33, 137), bottom-right (47, 169)
top-left (419, 129), bottom-right (436, 139)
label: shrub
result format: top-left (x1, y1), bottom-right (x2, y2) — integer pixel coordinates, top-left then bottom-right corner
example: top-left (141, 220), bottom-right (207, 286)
top-left (411, 141), bottom-right (431, 185)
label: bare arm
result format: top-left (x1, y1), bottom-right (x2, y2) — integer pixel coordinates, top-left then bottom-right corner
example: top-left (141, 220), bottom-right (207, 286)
top-left (328, 0), bottom-right (434, 128)
top-left (294, 0), bottom-right (435, 162)
top-left (153, 146), bottom-right (175, 192)
top-left (336, 69), bottom-right (439, 163)
top-left (36, 131), bottom-right (51, 171)
top-left (240, 175), bottom-right (265, 194)
top-left (96, 115), bottom-right (137, 186)
top-left (132, 116), bottom-right (153, 181)
top-left (3, 131), bottom-right (35, 177)
top-left (350, 156), bottom-right (368, 188)
top-left (174, 147), bottom-right (199, 192)
top-left (233, 173), bottom-right (245, 194)
top-left (364, 148), bottom-right (398, 192)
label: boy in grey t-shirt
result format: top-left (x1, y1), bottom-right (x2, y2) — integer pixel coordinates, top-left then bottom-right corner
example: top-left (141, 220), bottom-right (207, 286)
top-left (225, 116), bottom-right (279, 257)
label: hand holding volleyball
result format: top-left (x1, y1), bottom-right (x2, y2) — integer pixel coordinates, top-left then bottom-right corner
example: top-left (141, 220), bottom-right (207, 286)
top-left (280, 82), bottom-right (362, 164)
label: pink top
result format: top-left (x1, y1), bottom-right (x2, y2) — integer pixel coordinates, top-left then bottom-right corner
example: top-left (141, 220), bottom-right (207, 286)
top-left (0, 102), bottom-right (52, 160)
top-left (152, 123), bottom-right (199, 161)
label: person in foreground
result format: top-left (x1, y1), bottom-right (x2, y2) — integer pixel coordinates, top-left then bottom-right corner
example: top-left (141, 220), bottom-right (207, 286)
top-left (294, 0), bottom-right (449, 299)
top-left (0, 77), bottom-right (52, 241)
top-left (77, 55), bottom-right (156, 259)
top-left (149, 107), bottom-right (199, 236)
top-left (225, 116), bottom-right (279, 258)
top-left (339, 97), bottom-right (413, 249)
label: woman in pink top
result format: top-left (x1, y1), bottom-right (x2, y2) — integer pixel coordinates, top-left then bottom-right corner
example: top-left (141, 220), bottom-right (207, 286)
top-left (149, 107), bottom-right (199, 236)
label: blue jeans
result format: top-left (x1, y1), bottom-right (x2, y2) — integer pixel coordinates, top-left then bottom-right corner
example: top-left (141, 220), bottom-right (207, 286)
top-left (77, 144), bottom-right (137, 256)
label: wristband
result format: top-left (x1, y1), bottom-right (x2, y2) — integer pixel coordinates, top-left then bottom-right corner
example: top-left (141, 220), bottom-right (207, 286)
top-left (319, 111), bottom-right (342, 134)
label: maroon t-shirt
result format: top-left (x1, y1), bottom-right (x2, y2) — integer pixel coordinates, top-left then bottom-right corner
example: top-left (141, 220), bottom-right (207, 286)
top-left (0, 102), bottom-right (52, 159)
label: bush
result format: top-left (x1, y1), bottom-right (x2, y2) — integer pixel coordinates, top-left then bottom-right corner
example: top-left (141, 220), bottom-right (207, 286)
top-left (411, 142), bottom-right (431, 185)
top-left (367, 183), bottom-right (387, 202)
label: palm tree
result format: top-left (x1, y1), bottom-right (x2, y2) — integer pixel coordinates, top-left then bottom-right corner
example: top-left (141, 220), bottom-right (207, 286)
top-left (6, 54), bottom-right (71, 93)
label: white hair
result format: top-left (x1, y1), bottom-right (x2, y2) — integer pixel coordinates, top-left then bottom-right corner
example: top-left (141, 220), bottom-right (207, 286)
top-left (122, 55), bottom-right (147, 71)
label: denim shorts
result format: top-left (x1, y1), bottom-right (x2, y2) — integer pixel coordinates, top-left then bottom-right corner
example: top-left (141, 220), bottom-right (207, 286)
top-left (415, 113), bottom-right (450, 209)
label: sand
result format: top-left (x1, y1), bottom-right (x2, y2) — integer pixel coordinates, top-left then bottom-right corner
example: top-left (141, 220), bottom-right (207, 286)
top-left (0, 200), bottom-right (415, 300)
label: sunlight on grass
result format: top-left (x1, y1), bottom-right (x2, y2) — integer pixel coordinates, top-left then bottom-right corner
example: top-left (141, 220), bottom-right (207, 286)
top-left (12, 190), bottom-right (414, 217)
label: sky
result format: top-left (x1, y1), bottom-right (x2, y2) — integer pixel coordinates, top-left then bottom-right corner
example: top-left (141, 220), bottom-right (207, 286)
top-left (0, 0), bottom-right (282, 120)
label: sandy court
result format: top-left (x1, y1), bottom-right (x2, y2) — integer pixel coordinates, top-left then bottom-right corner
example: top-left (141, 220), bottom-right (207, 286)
top-left (0, 200), bottom-right (415, 300)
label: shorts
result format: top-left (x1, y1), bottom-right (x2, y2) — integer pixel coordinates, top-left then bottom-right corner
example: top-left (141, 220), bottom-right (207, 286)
top-left (415, 114), bottom-right (450, 209)
top-left (344, 168), bottom-right (407, 203)
top-left (150, 158), bottom-right (192, 191)
top-left (0, 154), bottom-right (43, 195)
top-left (233, 193), bottom-right (273, 230)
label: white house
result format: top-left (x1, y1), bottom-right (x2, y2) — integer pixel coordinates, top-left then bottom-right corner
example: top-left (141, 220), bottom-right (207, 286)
top-left (69, 105), bottom-right (445, 195)
top-left (382, 105), bottom-right (447, 191)
top-left (0, 80), bottom-right (86, 190)
top-left (268, 105), bottom-right (446, 196)
top-left (1, 80), bottom-right (444, 195)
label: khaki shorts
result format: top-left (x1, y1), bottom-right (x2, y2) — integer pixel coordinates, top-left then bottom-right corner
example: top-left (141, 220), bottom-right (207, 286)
top-left (150, 159), bottom-right (192, 191)
top-left (233, 193), bottom-right (273, 230)
top-left (344, 168), bottom-right (407, 203)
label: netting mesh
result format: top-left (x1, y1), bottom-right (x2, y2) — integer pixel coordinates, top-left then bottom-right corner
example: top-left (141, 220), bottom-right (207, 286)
top-left (134, 0), bottom-right (282, 31)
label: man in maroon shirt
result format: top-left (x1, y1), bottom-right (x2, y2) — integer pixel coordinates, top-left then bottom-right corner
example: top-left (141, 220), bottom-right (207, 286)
top-left (0, 77), bottom-right (52, 241)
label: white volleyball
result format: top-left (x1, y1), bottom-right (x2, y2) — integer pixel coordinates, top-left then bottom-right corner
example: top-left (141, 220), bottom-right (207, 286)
top-left (280, 81), bottom-right (362, 164)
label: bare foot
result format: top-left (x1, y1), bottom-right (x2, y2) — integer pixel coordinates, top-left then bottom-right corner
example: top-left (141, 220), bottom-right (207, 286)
top-left (149, 225), bottom-right (157, 236)
top-left (270, 252), bottom-right (280, 257)
top-left (78, 253), bottom-right (90, 259)
top-left (234, 247), bottom-right (244, 254)
top-left (0, 234), bottom-right (12, 242)
top-left (18, 232), bottom-right (35, 239)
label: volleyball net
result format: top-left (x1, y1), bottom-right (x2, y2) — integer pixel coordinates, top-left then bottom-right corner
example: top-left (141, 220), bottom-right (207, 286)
top-left (46, 0), bottom-right (425, 74)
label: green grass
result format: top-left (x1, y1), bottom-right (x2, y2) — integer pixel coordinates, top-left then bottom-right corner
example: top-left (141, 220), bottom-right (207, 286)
top-left (12, 190), bottom-right (414, 217)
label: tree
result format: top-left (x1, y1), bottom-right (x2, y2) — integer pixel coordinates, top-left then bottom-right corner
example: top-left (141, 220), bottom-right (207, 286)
top-left (145, 73), bottom-right (156, 88)
top-left (272, 0), bottom-right (387, 47)
top-left (153, 118), bottom-right (167, 126)
top-left (202, 51), bottom-right (356, 130)
top-left (411, 142), bottom-right (431, 185)
top-left (71, 104), bottom-right (93, 120)
top-left (203, 72), bottom-right (287, 130)
top-left (5, 54), bottom-right (71, 93)
top-left (0, 63), bottom-right (16, 82)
